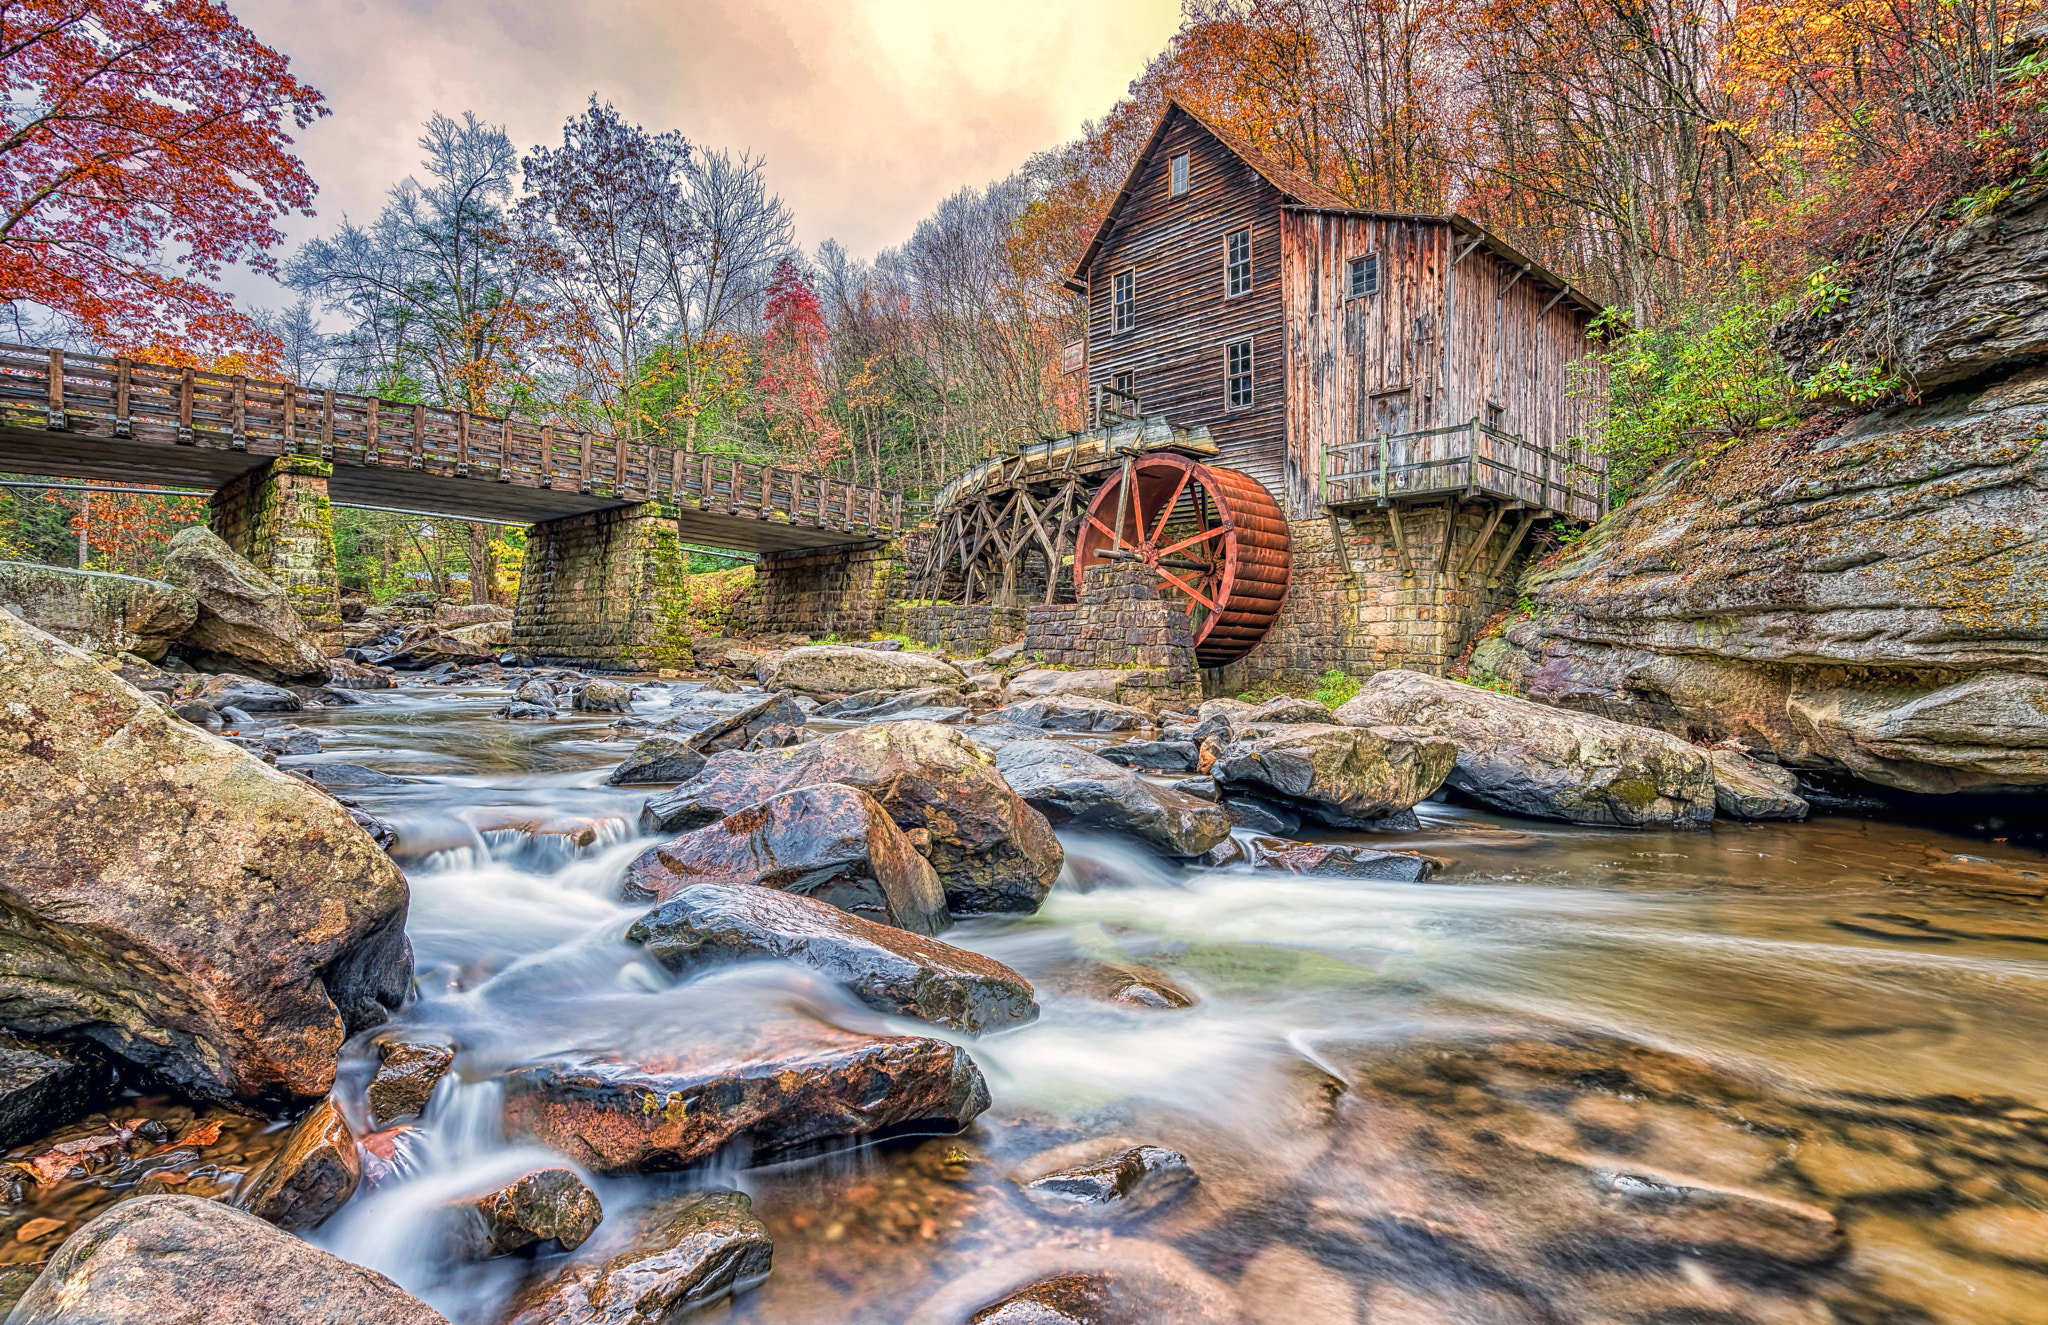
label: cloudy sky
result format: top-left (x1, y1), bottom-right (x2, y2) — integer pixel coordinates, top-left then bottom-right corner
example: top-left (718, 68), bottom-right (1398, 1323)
top-left (232, 0), bottom-right (1179, 303)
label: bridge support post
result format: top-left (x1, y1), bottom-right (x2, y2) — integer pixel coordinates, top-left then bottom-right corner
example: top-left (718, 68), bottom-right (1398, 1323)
top-left (512, 503), bottom-right (692, 671)
top-left (208, 457), bottom-right (340, 629)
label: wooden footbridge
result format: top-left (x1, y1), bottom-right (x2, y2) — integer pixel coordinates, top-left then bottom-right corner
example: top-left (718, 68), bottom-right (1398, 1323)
top-left (0, 344), bottom-right (906, 552)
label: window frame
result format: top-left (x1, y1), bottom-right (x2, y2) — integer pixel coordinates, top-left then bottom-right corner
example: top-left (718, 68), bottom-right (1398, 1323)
top-left (1169, 153), bottom-right (1191, 196)
top-left (1225, 226), bottom-right (1253, 298)
top-left (1348, 252), bottom-right (1381, 300)
top-left (1112, 268), bottom-right (1136, 334)
top-left (1226, 337), bottom-right (1254, 409)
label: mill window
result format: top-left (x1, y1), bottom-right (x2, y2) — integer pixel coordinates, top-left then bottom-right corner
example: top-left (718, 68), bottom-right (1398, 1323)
top-left (1226, 227), bottom-right (1252, 297)
top-left (1227, 339), bottom-right (1253, 408)
top-left (1114, 270), bottom-right (1135, 333)
top-left (1349, 253), bottom-right (1381, 298)
top-left (1170, 153), bottom-right (1190, 196)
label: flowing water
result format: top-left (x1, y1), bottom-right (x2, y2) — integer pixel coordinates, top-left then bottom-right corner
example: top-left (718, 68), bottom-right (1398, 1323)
top-left (14, 679), bottom-right (2048, 1324)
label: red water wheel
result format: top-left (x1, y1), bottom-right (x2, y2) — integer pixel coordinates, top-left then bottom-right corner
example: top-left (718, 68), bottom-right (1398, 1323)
top-left (1073, 454), bottom-right (1291, 667)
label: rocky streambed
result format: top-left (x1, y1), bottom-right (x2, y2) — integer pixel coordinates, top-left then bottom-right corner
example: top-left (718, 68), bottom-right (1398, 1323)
top-left (3, 635), bottom-right (2047, 1325)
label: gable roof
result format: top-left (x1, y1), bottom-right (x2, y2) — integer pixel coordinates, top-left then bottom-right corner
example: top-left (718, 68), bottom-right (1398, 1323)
top-left (1063, 100), bottom-right (1602, 317)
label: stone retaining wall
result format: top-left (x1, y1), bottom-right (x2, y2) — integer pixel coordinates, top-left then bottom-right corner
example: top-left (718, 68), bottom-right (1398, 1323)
top-left (891, 603), bottom-right (1027, 657)
top-left (749, 542), bottom-right (902, 640)
top-left (512, 503), bottom-right (692, 670)
top-left (1024, 563), bottom-right (1199, 683)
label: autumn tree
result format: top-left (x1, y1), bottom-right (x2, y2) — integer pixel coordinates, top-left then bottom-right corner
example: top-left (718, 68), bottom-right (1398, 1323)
top-left (756, 259), bottom-right (843, 468)
top-left (0, 0), bottom-right (325, 353)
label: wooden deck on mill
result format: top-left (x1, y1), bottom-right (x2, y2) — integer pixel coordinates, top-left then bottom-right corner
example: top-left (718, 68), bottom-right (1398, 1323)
top-left (0, 343), bottom-right (905, 551)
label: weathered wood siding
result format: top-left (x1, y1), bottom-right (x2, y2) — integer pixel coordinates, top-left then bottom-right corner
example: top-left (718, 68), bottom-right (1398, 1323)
top-left (1082, 111), bottom-right (1291, 509)
top-left (1281, 211), bottom-right (1606, 515)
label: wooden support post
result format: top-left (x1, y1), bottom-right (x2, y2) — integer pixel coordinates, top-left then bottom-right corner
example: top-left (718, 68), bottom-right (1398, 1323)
top-left (579, 432), bottom-right (593, 492)
top-left (411, 404), bottom-right (425, 469)
top-left (1432, 501), bottom-right (1458, 582)
top-left (114, 358), bottom-right (131, 437)
top-left (1486, 511), bottom-right (1537, 587)
top-left (1458, 500), bottom-right (1510, 579)
top-left (700, 452), bottom-right (713, 510)
top-left (728, 457), bottom-right (740, 513)
top-left (891, 493), bottom-right (902, 534)
top-left (1326, 512), bottom-right (1357, 584)
top-left (613, 436), bottom-right (627, 496)
top-left (540, 424), bottom-right (556, 488)
top-left (365, 398), bottom-right (379, 461)
top-left (497, 421), bottom-right (514, 481)
top-left (44, 348), bottom-right (63, 429)
top-left (283, 383), bottom-right (297, 452)
top-left (178, 367), bottom-right (194, 444)
top-left (672, 449), bottom-right (686, 504)
top-left (456, 409), bottom-right (470, 476)
top-left (760, 465), bottom-right (775, 518)
top-left (1386, 503), bottom-right (1414, 579)
top-left (230, 375), bottom-right (247, 450)
top-left (321, 389), bottom-right (334, 459)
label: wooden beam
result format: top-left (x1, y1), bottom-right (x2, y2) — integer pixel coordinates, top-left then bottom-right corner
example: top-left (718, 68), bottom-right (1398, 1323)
top-left (1487, 511), bottom-right (1537, 586)
top-left (1538, 289), bottom-right (1570, 318)
top-left (1326, 511), bottom-right (1357, 584)
top-left (1385, 503), bottom-right (1414, 579)
top-left (1457, 500), bottom-right (1510, 578)
top-left (1432, 501), bottom-right (1458, 582)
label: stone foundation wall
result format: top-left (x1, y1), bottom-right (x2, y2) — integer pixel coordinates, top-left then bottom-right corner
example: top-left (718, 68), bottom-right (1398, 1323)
top-left (749, 542), bottom-right (903, 639)
top-left (1210, 507), bottom-right (1527, 692)
top-left (209, 457), bottom-right (340, 624)
top-left (891, 603), bottom-right (1027, 656)
top-left (512, 503), bottom-right (692, 670)
top-left (1024, 563), bottom-right (1199, 683)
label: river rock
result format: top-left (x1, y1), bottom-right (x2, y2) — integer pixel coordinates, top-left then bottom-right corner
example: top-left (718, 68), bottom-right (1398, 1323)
top-left (502, 1021), bottom-right (991, 1174)
top-left (457, 1167), bottom-right (603, 1258)
top-left (1042, 961), bottom-right (1197, 1010)
top-left (1219, 796), bottom-right (1298, 834)
top-left (366, 1031), bottom-right (457, 1129)
top-left (814, 685), bottom-right (969, 719)
top-left (0, 612), bottom-right (412, 1104)
top-left (1014, 1144), bottom-right (1199, 1219)
top-left (435, 602), bottom-right (512, 627)
top-left (5, 1195), bottom-right (450, 1325)
top-left (983, 694), bottom-right (1150, 733)
top-left (606, 733), bottom-right (710, 786)
top-left (1711, 749), bottom-right (1810, 820)
top-left (759, 645), bottom-right (965, 696)
top-left (1242, 695), bottom-right (1330, 724)
top-left (659, 690), bottom-right (804, 755)
top-left (1095, 739), bottom-right (1199, 773)
top-left (991, 740), bottom-right (1232, 857)
top-left (1211, 721), bottom-right (1456, 827)
top-left (624, 784), bottom-right (949, 934)
top-left (1004, 667), bottom-right (1131, 700)
top-left (641, 722), bottom-right (1063, 917)
top-left (628, 883), bottom-right (1039, 1033)
top-left (0, 1034), bottom-right (111, 1148)
top-left (232, 1098), bottom-right (361, 1232)
top-left (156, 526), bottom-right (330, 682)
top-left (506, 1190), bottom-right (772, 1325)
top-left (1247, 835), bottom-right (1437, 882)
top-left (576, 679), bottom-right (635, 713)
top-left (198, 671), bottom-right (302, 713)
top-left (1336, 670), bottom-right (1717, 828)
top-left (381, 630), bottom-right (499, 670)
top-left (295, 761), bottom-right (404, 789)
top-left (964, 721), bottom-right (1067, 749)
top-left (0, 561), bottom-right (196, 662)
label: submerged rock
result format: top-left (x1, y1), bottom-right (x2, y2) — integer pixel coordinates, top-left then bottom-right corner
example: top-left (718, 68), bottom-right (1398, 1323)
top-left (6, 1195), bottom-right (449, 1324)
top-left (0, 1034), bottom-right (111, 1149)
top-left (991, 740), bottom-right (1231, 857)
top-left (629, 884), bottom-right (1038, 1034)
top-left (624, 783), bottom-right (949, 934)
top-left (0, 612), bottom-right (412, 1104)
top-left (1247, 835), bottom-right (1438, 883)
top-left (457, 1167), bottom-right (603, 1259)
top-left (507, 1190), bottom-right (772, 1325)
top-left (157, 526), bottom-right (330, 682)
top-left (232, 1098), bottom-right (361, 1232)
top-left (640, 722), bottom-right (1063, 917)
top-left (1041, 961), bottom-right (1196, 1011)
top-left (1014, 1144), bottom-right (1199, 1219)
top-left (1337, 670), bottom-right (1717, 828)
top-left (760, 645), bottom-right (965, 696)
top-left (983, 694), bottom-right (1150, 732)
top-left (1211, 722), bottom-right (1455, 828)
top-left (1711, 749), bottom-right (1810, 821)
top-left (501, 1021), bottom-right (991, 1174)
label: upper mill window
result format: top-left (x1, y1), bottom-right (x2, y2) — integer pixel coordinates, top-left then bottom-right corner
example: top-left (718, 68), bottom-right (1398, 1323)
top-left (1170, 153), bottom-right (1190, 196)
top-left (1349, 253), bottom-right (1381, 298)
top-left (1226, 227), bottom-right (1252, 297)
top-left (1114, 269), bottom-right (1135, 332)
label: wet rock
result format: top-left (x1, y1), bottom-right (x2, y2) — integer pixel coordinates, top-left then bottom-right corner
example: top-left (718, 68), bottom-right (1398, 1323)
top-left (760, 645), bottom-right (965, 696)
top-left (198, 671), bottom-right (302, 713)
top-left (629, 883), bottom-right (1038, 1033)
top-left (506, 1189), bottom-right (772, 1325)
top-left (1095, 739), bottom-right (1199, 773)
top-left (1199, 837), bottom-right (1246, 868)
top-left (1336, 670), bottom-right (1717, 828)
top-left (991, 740), bottom-right (1231, 857)
top-left (661, 690), bottom-right (805, 755)
top-left (1212, 722), bottom-right (1455, 827)
top-left (743, 720), bottom-right (812, 749)
top-left (641, 721), bottom-right (1063, 917)
top-left (1711, 749), bottom-right (1810, 820)
top-left (971, 1273), bottom-right (1119, 1324)
top-left (434, 603), bottom-right (512, 627)
top-left (606, 733), bottom-right (710, 786)
top-left (1218, 796), bottom-right (1298, 834)
top-left (366, 1032), bottom-right (457, 1129)
top-left (295, 761), bottom-right (404, 789)
top-left (965, 721), bottom-right (1066, 749)
top-left (815, 685), bottom-right (971, 720)
top-left (171, 700), bottom-right (223, 730)
top-left (513, 679), bottom-right (558, 710)
top-left (1242, 695), bottom-right (1330, 724)
top-left (382, 631), bottom-right (498, 670)
top-left (232, 1098), bottom-right (362, 1232)
top-left (1170, 774), bottom-right (1218, 801)
top-left (911, 1243), bottom-right (1244, 1325)
top-left (458, 1166), bottom-right (603, 1259)
top-left (624, 784), bottom-right (950, 934)
top-left (0, 612), bottom-right (413, 1104)
top-left (156, 527), bottom-right (331, 682)
top-left (6, 1195), bottom-right (449, 1324)
top-left (984, 694), bottom-right (1150, 733)
top-left (1042, 961), bottom-right (1196, 1010)
top-left (327, 657), bottom-right (396, 690)
top-left (1247, 835), bottom-right (1438, 883)
top-left (576, 679), bottom-right (635, 713)
top-left (0, 560), bottom-right (195, 661)
top-left (500, 701), bottom-right (555, 721)
top-left (1004, 668), bottom-right (1127, 701)
top-left (1015, 1145), bottom-right (1199, 1219)
top-left (501, 1022), bottom-right (991, 1174)
top-left (0, 1034), bottom-right (111, 1148)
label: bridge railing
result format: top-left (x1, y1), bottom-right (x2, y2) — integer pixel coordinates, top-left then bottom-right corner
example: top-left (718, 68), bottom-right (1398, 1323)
top-left (0, 343), bottom-right (910, 537)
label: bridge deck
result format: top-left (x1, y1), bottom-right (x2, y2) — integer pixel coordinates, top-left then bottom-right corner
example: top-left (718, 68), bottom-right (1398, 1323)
top-left (0, 344), bottom-right (906, 552)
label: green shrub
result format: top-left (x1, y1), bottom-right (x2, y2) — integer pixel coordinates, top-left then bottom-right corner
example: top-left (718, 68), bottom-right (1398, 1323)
top-left (1312, 668), bottom-right (1360, 709)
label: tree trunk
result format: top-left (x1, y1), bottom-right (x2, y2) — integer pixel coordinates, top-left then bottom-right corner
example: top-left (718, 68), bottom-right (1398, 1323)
top-left (468, 522), bottom-right (490, 604)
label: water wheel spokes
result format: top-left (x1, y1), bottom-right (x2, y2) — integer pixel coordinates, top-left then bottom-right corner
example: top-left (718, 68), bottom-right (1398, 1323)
top-left (1073, 454), bottom-right (1291, 667)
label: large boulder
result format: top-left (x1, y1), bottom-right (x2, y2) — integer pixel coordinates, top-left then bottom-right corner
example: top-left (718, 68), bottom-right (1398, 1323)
top-left (990, 740), bottom-right (1231, 857)
top-left (156, 526), bottom-right (329, 681)
top-left (1210, 722), bottom-right (1456, 827)
top-left (1003, 668), bottom-right (1126, 701)
top-left (983, 694), bottom-right (1150, 732)
top-left (629, 883), bottom-right (1039, 1034)
top-left (1335, 670), bottom-right (1717, 828)
top-left (6, 1195), bottom-right (449, 1325)
top-left (0, 561), bottom-right (195, 662)
top-left (758, 645), bottom-right (965, 696)
top-left (0, 611), bottom-right (413, 1104)
top-left (622, 784), bottom-right (950, 935)
top-left (641, 722), bottom-right (1062, 917)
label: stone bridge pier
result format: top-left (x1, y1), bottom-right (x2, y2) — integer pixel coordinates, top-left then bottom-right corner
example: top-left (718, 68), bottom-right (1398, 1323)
top-left (207, 457), bottom-right (341, 628)
top-left (512, 503), bottom-right (694, 670)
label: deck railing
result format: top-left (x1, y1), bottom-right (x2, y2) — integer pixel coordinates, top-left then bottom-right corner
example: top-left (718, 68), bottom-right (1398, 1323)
top-left (0, 343), bottom-right (911, 535)
top-left (1321, 416), bottom-right (1605, 522)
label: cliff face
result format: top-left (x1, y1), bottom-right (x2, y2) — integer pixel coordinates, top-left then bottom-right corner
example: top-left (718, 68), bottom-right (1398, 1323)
top-left (1473, 217), bottom-right (2048, 794)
